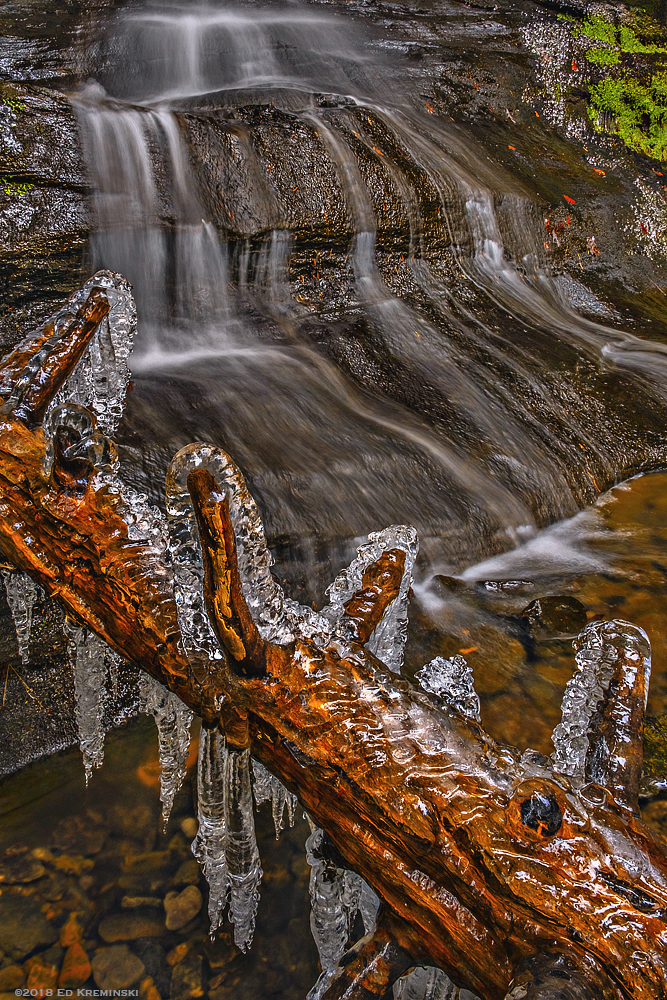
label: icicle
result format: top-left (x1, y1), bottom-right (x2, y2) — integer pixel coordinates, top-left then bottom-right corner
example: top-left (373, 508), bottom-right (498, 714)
top-left (191, 731), bottom-right (262, 948)
top-left (64, 620), bottom-right (108, 785)
top-left (192, 728), bottom-right (230, 936)
top-left (305, 827), bottom-right (352, 973)
top-left (358, 876), bottom-right (380, 934)
top-left (393, 966), bottom-right (477, 1000)
top-left (252, 759), bottom-right (298, 839)
top-left (138, 673), bottom-right (193, 829)
top-left (226, 747), bottom-right (262, 951)
top-left (53, 270), bottom-right (137, 436)
top-left (1, 570), bottom-right (42, 665)
top-left (552, 620), bottom-right (651, 780)
top-left (416, 655), bottom-right (481, 723)
top-left (323, 525), bottom-right (418, 671)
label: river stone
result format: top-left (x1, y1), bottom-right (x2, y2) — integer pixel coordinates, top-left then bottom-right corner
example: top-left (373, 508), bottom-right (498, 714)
top-left (58, 942), bottom-right (91, 989)
top-left (0, 966), bottom-right (24, 990)
top-left (0, 893), bottom-right (58, 959)
top-left (98, 912), bottom-right (167, 942)
top-left (169, 953), bottom-right (205, 1000)
top-left (171, 859), bottom-right (199, 887)
top-left (521, 596), bottom-right (588, 637)
top-left (0, 848), bottom-right (45, 884)
top-left (92, 946), bottom-right (145, 991)
top-left (164, 886), bottom-right (203, 931)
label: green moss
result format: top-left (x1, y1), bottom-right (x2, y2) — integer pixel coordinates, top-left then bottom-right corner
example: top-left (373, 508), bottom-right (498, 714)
top-left (588, 73), bottom-right (667, 158)
top-left (1, 176), bottom-right (35, 197)
top-left (573, 14), bottom-right (620, 45)
top-left (1, 95), bottom-right (26, 114)
top-left (586, 46), bottom-right (621, 66)
top-left (642, 714), bottom-right (667, 791)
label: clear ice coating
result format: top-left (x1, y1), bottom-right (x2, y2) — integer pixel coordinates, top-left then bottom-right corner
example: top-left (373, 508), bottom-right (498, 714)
top-left (1, 570), bottom-right (42, 665)
top-left (394, 966), bottom-right (480, 1000)
top-left (64, 620), bottom-right (110, 785)
top-left (552, 619), bottom-right (651, 779)
top-left (416, 656), bottom-right (481, 723)
top-left (191, 729), bottom-right (262, 949)
top-left (324, 526), bottom-right (418, 672)
top-left (53, 270), bottom-right (137, 436)
top-left (138, 673), bottom-right (193, 829)
top-left (166, 444), bottom-right (420, 665)
top-left (42, 402), bottom-right (119, 482)
top-left (252, 759), bottom-right (298, 839)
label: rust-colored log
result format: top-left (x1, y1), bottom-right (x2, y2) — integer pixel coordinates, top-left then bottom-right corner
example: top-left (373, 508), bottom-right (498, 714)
top-left (0, 286), bottom-right (666, 1000)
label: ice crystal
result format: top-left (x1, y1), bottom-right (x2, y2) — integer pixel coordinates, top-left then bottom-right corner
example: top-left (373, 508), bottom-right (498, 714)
top-left (305, 826), bottom-right (355, 972)
top-left (192, 728), bottom-right (230, 935)
top-left (416, 655), bottom-right (481, 723)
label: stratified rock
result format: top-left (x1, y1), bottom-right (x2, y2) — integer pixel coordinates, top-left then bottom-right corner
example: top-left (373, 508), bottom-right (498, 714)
top-left (98, 912), bottom-right (167, 942)
top-left (0, 894), bottom-right (58, 959)
top-left (58, 942), bottom-right (92, 989)
top-left (92, 945), bottom-right (145, 991)
top-left (522, 596), bottom-right (588, 637)
top-left (169, 953), bottom-right (205, 1000)
top-left (59, 912), bottom-right (84, 948)
top-left (163, 886), bottom-right (203, 931)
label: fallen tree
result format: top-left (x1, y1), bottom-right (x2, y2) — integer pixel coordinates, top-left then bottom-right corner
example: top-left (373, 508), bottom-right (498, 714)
top-left (0, 273), bottom-right (666, 1000)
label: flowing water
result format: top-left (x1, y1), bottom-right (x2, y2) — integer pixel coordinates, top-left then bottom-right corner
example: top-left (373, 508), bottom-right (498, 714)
top-left (5, 1), bottom-right (667, 997)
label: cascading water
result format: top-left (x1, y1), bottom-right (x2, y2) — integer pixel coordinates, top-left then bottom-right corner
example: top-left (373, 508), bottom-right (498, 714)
top-left (74, 0), bottom-right (667, 601)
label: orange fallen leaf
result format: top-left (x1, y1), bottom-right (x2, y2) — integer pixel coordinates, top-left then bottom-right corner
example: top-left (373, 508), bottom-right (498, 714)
top-left (564, 195), bottom-right (576, 205)
top-left (508, 145), bottom-right (516, 150)
top-left (426, 103), bottom-right (434, 113)
top-left (571, 59), bottom-right (578, 71)
top-left (593, 168), bottom-right (605, 175)
top-left (566, 216), bottom-right (571, 224)
top-left (458, 646), bottom-right (478, 655)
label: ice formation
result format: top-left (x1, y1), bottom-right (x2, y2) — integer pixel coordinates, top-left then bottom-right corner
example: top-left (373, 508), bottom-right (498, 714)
top-left (324, 525), bottom-right (418, 672)
top-left (166, 444), bottom-right (418, 662)
top-left (1, 570), bottom-right (42, 665)
top-left (42, 402), bottom-right (119, 482)
top-left (252, 759), bottom-right (297, 838)
top-left (191, 729), bottom-right (262, 950)
top-left (138, 673), bottom-right (193, 828)
top-left (64, 620), bottom-right (111, 784)
top-left (416, 655), bottom-right (481, 723)
top-left (394, 966), bottom-right (479, 1000)
top-left (53, 270), bottom-right (137, 436)
top-left (226, 746), bottom-right (263, 951)
top-left (192, 728), bottom-right (230, 936)
top-left (306, 826), bottom-right (353, 973)
top-left (552, 620), bottom-right (651, 780)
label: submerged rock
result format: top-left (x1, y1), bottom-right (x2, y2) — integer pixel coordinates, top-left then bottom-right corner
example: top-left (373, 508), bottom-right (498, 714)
top-left (522, 596), bottom-right (589, 637)
top-left (92, 945), bottom-right (145, 991)
top-left (0, 894), bottom-right (58, 960)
